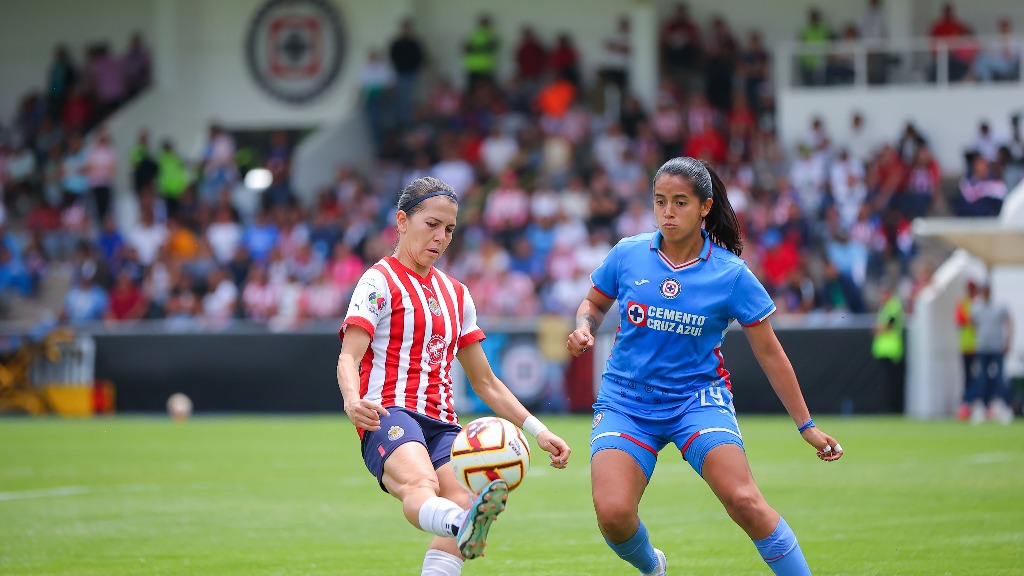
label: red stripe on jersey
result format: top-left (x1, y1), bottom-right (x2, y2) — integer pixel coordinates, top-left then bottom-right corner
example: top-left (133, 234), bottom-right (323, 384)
top-left (713, 347), bottom-right (732, 392)
top-left (425, 276), bottom-right (456, 421)
top-left (340, 316), bottom-right (375, 341)
top-left (458, 329), bottom-right (486, 349)
top-left (592, 284), bottom-right (614, 299)
top-left (374, 263), bottom-right (405, 409)
top-left (391, 264), bottom-right (428, 412)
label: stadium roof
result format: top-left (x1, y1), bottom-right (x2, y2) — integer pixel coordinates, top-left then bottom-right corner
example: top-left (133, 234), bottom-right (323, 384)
top-left (912, 218), bottom-right (1024, 266)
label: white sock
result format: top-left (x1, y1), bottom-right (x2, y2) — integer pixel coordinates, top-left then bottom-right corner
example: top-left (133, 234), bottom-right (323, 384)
top-left (421, 549), bottom-right (463, 576)
top-left (418, 496), bottom-right (466, 538)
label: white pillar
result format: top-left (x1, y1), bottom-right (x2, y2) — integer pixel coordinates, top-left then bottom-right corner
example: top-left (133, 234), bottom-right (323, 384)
top-left (628, 0), bottom-right (658, 113)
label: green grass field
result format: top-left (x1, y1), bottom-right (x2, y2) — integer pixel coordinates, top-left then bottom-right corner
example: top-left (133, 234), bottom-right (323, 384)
top-left (1, 415), bottom-right (1022, 575)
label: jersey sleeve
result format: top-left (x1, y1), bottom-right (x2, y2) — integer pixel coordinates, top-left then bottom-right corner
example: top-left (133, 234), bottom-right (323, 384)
top-left (458, 288), bottom-right (487, 348)
top-left (729, 264), bottom-right (776, 326)
top-left (589, 240), bottom-right (622, 300)
top-left (340, 269), bottom-right (389, 340)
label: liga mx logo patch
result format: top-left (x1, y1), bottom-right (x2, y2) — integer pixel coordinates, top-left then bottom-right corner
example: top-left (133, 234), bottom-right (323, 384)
top-left (660, 278), bottom-right (681, 299)
top-left (592, 412), bottom-right (603, 428)
top-left (367, 291), bottom-right (386, 315)
top-left (387, 426), bottom-right (404, 441)
top-left (246, 0), bottom-right (345, 104)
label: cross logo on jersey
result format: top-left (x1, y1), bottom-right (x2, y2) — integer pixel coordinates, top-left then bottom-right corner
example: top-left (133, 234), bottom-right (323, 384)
top-left (660, 278), bottom-right (681, 299)
top-left (426, 335), bottom-right (446, 365)
top-left (627, 301), bottom-right (647, 326)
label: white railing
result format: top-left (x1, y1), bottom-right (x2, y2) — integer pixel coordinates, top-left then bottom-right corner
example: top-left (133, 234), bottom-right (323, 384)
top-left (776, 35), bottom-right (1023, 89)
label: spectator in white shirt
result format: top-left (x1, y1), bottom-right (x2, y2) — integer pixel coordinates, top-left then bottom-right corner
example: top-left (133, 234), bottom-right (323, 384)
top-left (973, 18), bottom-right (1021, 82)
top-left (480, 124), bottom-right (520, 176)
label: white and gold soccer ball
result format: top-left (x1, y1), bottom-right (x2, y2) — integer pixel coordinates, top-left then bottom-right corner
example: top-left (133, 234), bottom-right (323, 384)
top-left (166, 392), bottom-right (193, 422)
top-left (450, 416), bottom-right (531, 493)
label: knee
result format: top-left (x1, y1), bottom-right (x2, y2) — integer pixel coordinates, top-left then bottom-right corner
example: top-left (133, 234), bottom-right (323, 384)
top-left (392, 474), bottom-right (441, 502)
top-left (593, 496), bottom-right (638, 539)
top-left (720, 486), bottom-right (770, 527)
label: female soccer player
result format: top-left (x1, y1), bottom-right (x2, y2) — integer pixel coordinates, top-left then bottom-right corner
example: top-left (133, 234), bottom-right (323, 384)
top-left (338, 176), bottom-right (571, 576)
top-left (566, 157), bottom-right (843, 576)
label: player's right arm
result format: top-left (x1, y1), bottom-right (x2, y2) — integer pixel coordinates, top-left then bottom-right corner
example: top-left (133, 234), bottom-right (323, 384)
top-left (337, 271), bottom-right (391, 431)
top-left (337, 326), bottom-right (389, 431)
top-left (567, 288), bottom-right (615, 357)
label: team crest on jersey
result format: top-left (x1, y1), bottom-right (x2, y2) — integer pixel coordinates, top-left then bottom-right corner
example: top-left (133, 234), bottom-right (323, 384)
top-left (427, 297), bottom-right (442, 316)
top-left (387, 425), bottom-right (404, 441)
top-left (592, 412), bottom-right (603, 428)
top-left (660, 278), bottom-right (681, 299)
top-left (626, 301), bottom-right (648, 326)
top-left (367, 291), bottom-right (387, 315)
top-left (426, 335), bottom-right (447, 365)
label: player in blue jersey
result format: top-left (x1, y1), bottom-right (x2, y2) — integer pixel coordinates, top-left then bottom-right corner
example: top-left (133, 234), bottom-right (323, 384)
top-left (566, 157), bottom-right (843, 576)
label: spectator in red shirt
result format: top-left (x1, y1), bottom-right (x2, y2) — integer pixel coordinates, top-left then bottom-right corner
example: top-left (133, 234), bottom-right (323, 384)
top-left (929, 3), bottom-right (976, 81)
top-left (515, 26), bottom-right (547, 93)
top-left (549, 33), bottom-right (581, 87)
top-left (105, 269), bottom-right (147, 322)
top-left (684, 120), bottom-right (726, 164)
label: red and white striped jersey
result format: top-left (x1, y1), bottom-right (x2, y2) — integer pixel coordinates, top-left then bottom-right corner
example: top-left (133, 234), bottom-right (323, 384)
top-left (340, 256), bottom-right (485, 427)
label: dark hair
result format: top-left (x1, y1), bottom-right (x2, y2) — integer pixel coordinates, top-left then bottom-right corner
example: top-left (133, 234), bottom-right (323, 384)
top-left (652, 157), bottom-right (743, 256)
top-left (396, 177), bottom-right (458, 217)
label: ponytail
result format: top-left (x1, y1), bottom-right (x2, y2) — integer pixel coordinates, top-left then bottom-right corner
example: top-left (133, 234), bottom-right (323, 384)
top-left (653, 157), bottom-right (743, 256)
top-left (699, 160), bottom-right (743, 256)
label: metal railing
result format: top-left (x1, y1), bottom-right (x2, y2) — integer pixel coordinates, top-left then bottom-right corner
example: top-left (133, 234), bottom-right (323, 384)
top-left (777, 35), bottom-right (1023, 89)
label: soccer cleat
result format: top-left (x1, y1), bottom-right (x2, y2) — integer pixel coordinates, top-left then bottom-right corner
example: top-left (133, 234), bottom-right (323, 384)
top-left (642, 548), bottom-right (667, 576)
top-left (457, 479), bottom-right (509, 560)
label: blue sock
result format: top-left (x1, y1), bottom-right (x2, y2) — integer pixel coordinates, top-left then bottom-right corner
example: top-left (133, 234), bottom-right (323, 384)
top-left (752, 517), bottom-right (811, 576)
top-left (605, 521), bottom-right (659, 573)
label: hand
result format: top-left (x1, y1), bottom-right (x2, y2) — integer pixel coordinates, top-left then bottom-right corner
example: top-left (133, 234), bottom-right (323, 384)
top-left (537, 430), bottom-right (572, 469)
top-left (566, 328), bottom-right (595, 357)
top-left (802, 427), bottom-right (844, 462)
top-left (344, 398), bottom-right (390, 431)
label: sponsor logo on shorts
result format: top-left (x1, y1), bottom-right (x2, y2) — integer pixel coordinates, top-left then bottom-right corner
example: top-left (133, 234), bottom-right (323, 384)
top-left (592, 412), bottom-right (603, 428)
top-left (377, 444), bottom-right (386, 456)
top-left (387, 425), bottom-right (404, 441)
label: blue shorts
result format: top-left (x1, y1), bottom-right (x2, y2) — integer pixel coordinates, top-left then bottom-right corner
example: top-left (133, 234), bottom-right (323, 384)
top-left (590, 382), bottom-right (744, 480)
top-left (361, 407), bottom-right (462, 493)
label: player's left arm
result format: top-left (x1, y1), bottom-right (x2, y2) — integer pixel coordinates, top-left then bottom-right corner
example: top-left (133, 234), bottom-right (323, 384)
top-left (457, 342), bottom-right (572, 468)
top-left (744, 319), bottom-right (844, 462)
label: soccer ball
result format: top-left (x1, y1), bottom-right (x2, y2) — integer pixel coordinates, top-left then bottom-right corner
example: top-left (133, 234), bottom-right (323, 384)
top-left (450, 417), bottom-right (531, 493)
top-left (166, 393), bottom-right (193, 422)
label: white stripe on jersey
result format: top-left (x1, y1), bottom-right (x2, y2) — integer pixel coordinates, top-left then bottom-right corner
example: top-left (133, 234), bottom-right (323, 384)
top-left (379, 260), bottom-right (416, 410)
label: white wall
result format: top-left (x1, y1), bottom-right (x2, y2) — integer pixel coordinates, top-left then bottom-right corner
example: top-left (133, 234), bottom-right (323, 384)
top-left (778, 86), bottom-right (1024, 177)
top-left (0, 0), bottom-right (155, 121)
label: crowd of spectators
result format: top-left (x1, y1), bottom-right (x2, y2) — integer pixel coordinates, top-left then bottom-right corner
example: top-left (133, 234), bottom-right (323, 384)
top-left (792, 1), bottom-right (1020, 87)
top-left (0, 34), bottom-right (151, 314)
top-left (0, 7), bottom-right (1022, 332)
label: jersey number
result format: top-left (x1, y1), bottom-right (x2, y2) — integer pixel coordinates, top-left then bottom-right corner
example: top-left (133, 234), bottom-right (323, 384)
top-left (698, 387), bottom-right (726, 407)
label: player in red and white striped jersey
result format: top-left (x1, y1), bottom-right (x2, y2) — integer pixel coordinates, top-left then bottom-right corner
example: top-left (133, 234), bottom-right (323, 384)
top-left (337, 177), bottom-right (571, 574)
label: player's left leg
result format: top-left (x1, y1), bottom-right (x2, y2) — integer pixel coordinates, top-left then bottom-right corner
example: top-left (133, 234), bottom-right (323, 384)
top-left (420, 463), bottom-right (473, 574)
top-left (701, 444), bottom-right (811, 576)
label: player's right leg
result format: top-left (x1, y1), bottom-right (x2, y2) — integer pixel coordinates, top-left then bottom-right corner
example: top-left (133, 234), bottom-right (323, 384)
top-left (591, 407), bottom-right (665, 575)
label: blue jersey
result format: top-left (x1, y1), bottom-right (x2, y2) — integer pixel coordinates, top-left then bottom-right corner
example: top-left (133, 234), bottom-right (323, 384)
top-left (590, 229), bottom-right (775, 411)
